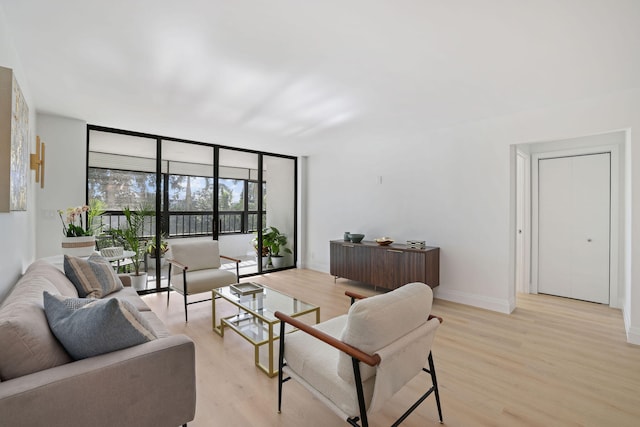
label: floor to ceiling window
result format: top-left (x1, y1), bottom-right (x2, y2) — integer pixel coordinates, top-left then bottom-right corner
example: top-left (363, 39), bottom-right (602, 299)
top-left (87, 126), bottom-right (297, 292)
top-left (162, 140), bottom-right (215, 238)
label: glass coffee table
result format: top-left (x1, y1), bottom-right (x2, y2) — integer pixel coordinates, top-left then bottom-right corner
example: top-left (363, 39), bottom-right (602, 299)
top-left (212, 282), bottom-right (320, 377)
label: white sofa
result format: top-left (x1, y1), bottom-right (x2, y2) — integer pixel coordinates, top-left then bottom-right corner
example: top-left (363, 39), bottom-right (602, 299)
top-left (0, 259), bottom-right (196, 427)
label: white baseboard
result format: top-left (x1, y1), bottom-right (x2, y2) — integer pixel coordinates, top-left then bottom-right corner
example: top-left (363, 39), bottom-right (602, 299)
top-left (302, 262), bottom-right (329, 274)
top-left (434, 288), bottom-right (514, 314)
top-left (300, 264), bottom-right (515, 314)
top-left (623, 307), bottom-right (640, 345)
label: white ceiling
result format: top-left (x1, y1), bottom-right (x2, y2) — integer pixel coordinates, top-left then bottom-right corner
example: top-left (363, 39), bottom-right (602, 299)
top-left (2, 0), bottom-right (639, 155)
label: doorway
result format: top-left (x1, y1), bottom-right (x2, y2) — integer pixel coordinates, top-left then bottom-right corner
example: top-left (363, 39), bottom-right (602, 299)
top-left (537, 153), bottom-right (610, 304)
top-left (514, 131), bottom-right (624, 309)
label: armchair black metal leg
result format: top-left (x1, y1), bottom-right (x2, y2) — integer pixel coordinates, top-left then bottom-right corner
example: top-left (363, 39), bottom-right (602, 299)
top-left (351, 357), bottom-right (368, 427)
top-left (391, 351), bottom-right (442, 426)
top-left (167, 263), bottom-right (172, 307)
top-left (183, 270), bottom-right (188, 322)
top-left (428, 351), bottom-right (443, 423)
top-left (183, 292), bottom-right (188, 322)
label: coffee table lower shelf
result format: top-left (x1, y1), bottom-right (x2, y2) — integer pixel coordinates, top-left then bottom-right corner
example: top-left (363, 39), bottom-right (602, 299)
top-left (212, 285), bottom-right (320, 377)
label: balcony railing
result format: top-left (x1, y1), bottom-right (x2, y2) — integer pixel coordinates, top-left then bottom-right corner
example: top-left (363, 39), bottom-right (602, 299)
top-left (170, 212), bottom-right (214, 236)
top-left (95, 211), bottom-right (262, 238)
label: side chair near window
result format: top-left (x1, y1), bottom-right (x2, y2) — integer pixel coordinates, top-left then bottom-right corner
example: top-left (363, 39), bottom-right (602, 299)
top-left (167, 240), bottom-right (241, 322)
top-left (275, 282), bottom-right (443, 427)
top-left (95, 233), bottom-right (135, 273)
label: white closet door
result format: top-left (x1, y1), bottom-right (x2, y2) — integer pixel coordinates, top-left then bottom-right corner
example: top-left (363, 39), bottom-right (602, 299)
top-left (538, 153), bottom-right (610, 304)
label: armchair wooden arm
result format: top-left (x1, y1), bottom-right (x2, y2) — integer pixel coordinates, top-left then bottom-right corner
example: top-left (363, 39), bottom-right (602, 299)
top-left (167, 258), bottom-right (188, 271)
top-left (275, 311), bottom-right (381, 367)
top-left (345, 290), bottom-right (368, 303)
top-left (220, 254), bottom-right (241, 263)
top-left (220, 255), bottom-right (241, 278)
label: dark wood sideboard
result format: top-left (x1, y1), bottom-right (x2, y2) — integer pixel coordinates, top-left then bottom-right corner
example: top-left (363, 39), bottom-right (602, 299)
top-left (329, 240), bottom-right (440, 290)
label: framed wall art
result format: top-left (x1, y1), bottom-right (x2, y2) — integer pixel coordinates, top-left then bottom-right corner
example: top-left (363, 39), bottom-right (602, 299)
top-left (0, 66), bottom-right (30, 212)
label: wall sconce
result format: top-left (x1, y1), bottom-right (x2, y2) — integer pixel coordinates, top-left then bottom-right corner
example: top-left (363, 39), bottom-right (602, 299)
top-left (30, 135), bottom-right (45, 189)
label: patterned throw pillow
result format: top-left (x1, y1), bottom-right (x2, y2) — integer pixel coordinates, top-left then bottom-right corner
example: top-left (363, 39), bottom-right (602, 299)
top-left (64, 254), bottom-right (124, 298)
top-left (43, 292), bottom-right (157, 360)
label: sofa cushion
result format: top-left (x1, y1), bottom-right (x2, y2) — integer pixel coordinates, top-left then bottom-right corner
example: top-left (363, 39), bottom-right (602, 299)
top-left (64, 254), bottom-right (123, 298)
top-left (43, 292), bottom-right (157, 360)
top-left (0, 277), bottom-right (72, 381)
top-left (337, 282), bottom-right (433, 383)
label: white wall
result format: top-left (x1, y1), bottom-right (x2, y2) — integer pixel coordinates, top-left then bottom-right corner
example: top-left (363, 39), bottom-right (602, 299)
top-left (0, 5), bottom-right (36, 302)
top-left (304, 88), bottom-right (640, 343)
top-left (35, 113), bottom-right (87, 258)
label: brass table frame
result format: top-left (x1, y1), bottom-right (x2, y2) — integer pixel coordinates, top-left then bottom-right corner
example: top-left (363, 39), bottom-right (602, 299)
top-left (212, 285), bottom-right (320, 377)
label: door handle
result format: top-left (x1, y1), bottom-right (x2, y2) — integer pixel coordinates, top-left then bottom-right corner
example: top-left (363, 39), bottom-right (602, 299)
top-left (587, 238), bottom-right (592, 242)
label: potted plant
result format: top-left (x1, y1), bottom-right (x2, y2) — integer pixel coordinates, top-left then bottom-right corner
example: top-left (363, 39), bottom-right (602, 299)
top-left (251, 234), bottom-right (270, 269)
top-left (111, 206), bottom-right (152, 290)
top-left (262, 226), bottom-right (292, 269)
top-left (58, 199), bottom-right (105, 256)
top-left (146, 233), bottom-right (169, 268)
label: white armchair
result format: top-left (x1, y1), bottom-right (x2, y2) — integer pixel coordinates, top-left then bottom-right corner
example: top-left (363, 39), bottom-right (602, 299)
top-left (167, 240), bottom-right (240, 322)
top-left (275, 282), bottom-right (443, 426)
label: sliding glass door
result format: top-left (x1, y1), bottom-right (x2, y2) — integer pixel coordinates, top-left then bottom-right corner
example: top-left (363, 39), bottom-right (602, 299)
top-left (87, 130), bottom-right (159, 289)
top-left (218, 148), bottom-right (260, 274)
top-left (87, 126), bottom-right (297, 290)
top-left (161, 141), bottom-right (215, 238)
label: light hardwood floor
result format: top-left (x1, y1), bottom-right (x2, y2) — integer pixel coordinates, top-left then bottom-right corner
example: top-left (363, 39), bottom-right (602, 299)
top-left (142, 268), bottom-right (640, 427)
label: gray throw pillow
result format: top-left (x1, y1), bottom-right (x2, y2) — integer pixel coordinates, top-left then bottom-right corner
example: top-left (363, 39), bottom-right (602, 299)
top-left (43, 292), bottom-right (157, 360)
top-left (64, 254), bottom-right (124, 298)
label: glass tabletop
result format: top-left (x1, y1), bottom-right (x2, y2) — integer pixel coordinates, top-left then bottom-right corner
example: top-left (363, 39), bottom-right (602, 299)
top-left (215, 282), bottom-right (317, 322)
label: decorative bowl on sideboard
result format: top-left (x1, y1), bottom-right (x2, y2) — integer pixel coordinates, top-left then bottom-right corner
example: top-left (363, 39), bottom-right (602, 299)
top-left (348, 233), bottom-right (365, 243)
top-left (375, 237), bottom-right (394, 246)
